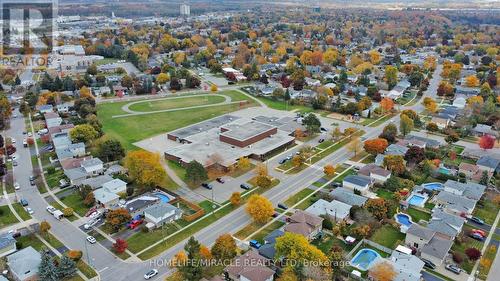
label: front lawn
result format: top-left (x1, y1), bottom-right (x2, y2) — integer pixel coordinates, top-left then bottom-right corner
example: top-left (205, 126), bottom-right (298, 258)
top-left (235, 220), bottom-right (284, 242)
top-left (45, 169), bottom-right (65, 189)
top-left (0, 205), bottom-right (19, 227)
top-left (369, 225), bottom-right (405, 250)
top-left (58, 191), bottom-right (89, 217)
top-left (284, 188), bottom-right (315, 207)
top-left (12, 203), bottom-right (32, 221)
top-left (473, 193), bottom-right (500, 225)
top-left (127, 223), bottom-right (180, 253)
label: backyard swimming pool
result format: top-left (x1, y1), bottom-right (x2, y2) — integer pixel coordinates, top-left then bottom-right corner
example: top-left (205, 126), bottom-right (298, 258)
top-left (154, 192), bottom-right (172, 203)
top-left (395, 213), bottom-right (412, 226)
top-left (422, 182), bottom-right (443, 191)
top-left (407, 193), bottom-right (428, 207)
top-left (350, 248), bottom-right (381, 271)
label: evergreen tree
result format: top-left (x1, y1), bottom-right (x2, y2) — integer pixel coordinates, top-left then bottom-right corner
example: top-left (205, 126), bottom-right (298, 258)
top-left (185, 160), bottom-right (208, 186)
top-left (178, 237), bottom-right (203, 281)
top-left (14, 75), bottom-right (21, 85)
top-left (56, 255), bottom-right (77, 279)
top-left (39, 249), bottom-right (58, 281)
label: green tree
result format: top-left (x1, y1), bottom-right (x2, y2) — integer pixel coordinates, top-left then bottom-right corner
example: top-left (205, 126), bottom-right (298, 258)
top-left (97, 139), bottom-right (125, 162)
top-left (69, 124), bottom-right (99, 143)
top-left (39, 249), bottom-right (58, 281)
top-left (379, 123), bottom-right (398, 143)
top-left (302, 113), bottom-right (321, 134)
top-left (56, 255), bottom-right (77, 279)
top-left (178, 237), bottom-right (203, 281)
top-left (399, 114), bottom-right (414, 136)
top-left (185, 160), bottom-right (208, 186)
top-left (385, 66), bottom-right (398, 89)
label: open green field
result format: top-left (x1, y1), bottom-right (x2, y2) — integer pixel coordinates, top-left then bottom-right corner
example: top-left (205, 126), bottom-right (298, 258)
top-left (97, 90), bottom-right (257, 151)
top-left (128, 95), bottom-right (226, 112)
top-left (0, 205), bottom-right (19, 227)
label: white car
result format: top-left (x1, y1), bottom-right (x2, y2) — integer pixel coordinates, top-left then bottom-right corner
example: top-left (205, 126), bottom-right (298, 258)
top-left (25, 207), bottom-right (34, 215)
top-left (46, 205), bottom-right (56, 214)
top-left (89, 211), bottom-right (101, 219)
top-left (27, 132), bottom-right (32, 137)
top-left (84, 218), bottom-right (101, 230)
top-left (11, 138), bottom-right (15, 143)
top-left (86, 236), bottom-right (96, 244)
top-left (144, 269), bottom-right (158, 280)
top-left (14, 182), bottom-right (20, 190)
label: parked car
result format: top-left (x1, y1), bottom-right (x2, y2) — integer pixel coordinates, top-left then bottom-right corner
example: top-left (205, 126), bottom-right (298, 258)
top-left (318, 138), bottom-right (325, 143)
top-left (320, 127), bottom-right (327, 132)
top-left (144, 269), bottom-right (158, 280)
top-left (12, 161), bottom-right (17, 166)
top-left (278, 203), bottom-right (288, 210)
top-left (14, 182), bottom-right (20, 190)
top-left (469, 217), bottom-right (484, 225)
top-left (86, 236), bottom-right (97, 244)
top-left (469, 232), bottom-right (485, 241)
top-left (240, 183), bottom-right (251, 190)
top-left (201, 183), bottom-right (213, 190)
top-left (25, 207), bottom-right (34, 215)
top-left (331, 182), bottom-right (342, 188)
top-left (127, 219), bottom-right (144, 230)
top-left (445, 264), bottom-right (461, 275)
top-left (84, 218), bottom-right (101, 230)
top-left (421, 258), bottom-right (436, 269)
top-left (272, 212), bottom-right (279, 218)
top-left (472, 229), bottom-right (486, 237)
top-left (59, 179), bottom-right (70, 188)
top-left (30, 176), bottom-right (36, 186)
top-left (46, 205), bottom-right (57, 214)
top-left (249, 240), bottom-right (262, 249)
top-left (216, 177), bottom-right (225, 184)
top-left (20, 199), bottom-right (28, 206)
top-left (278, 159), bottom-right (287, 164)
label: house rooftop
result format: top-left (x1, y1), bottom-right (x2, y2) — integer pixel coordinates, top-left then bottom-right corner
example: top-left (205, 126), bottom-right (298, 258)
top-left (144, 202), bottom-right (180, 219)
top-left (329, 187), bottom-right (368, 206)
top-left (225, 250), bottom-right (274, 281)
top-left (0, 232), bottom-right (15, 249)
top-left (434, 191), bottom-right (477, 214)
top-left (407, 224), bottom-right (435, 241)
top-left (444, 180), bottom-right (485, 200)
top-left (428, 209), bottom-right (465, 238)
top-left (343, 175), bottom-right (371, 187)
top-left (421, 234), bottom-right (453, 262)
top-left (7, 246), bottom-right (41, 281)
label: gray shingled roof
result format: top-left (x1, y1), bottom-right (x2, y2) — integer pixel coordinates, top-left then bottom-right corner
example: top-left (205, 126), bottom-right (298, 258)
top-left (407, 224), bottom-right (435, 241)
top-left (330, 187), bottom-right (368, 206)
top-left (343, 175), bottom-right (371, 187)
top-left (421, 234), bottom-right (453, 261)
top-left (477, 156), bottom-right (500, 170)
top-left (428, 209), bottom-right (465, 238)
top-left (434, 191), bottom-right (476, 213)
top-left (0, 233), bottom-right (15, 249)
top-left (7, 246), bottom-right (41, 281)
top-left (144, 202), bottom-right (182, 219)
top-left (444, 180), bottom-right (486, 200)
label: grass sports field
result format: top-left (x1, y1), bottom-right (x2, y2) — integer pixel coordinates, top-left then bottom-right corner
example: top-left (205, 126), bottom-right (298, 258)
top-left (97, 90), bottom-right (257, 151)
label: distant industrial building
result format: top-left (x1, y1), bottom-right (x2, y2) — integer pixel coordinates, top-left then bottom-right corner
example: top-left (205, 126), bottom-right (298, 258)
top-left (180, 3), bottom-right (190, 17)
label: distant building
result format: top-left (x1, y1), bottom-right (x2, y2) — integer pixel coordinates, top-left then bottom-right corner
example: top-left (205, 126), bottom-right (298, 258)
top-left (180, 3), bottom-right (190, 17)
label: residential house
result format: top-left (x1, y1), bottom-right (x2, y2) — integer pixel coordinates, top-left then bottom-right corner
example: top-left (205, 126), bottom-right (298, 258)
top-left (427, 209), bottom-right (466, 238)
top-left (92, 178), bottom-right (127, 209)
top-left (81, 158), bottom-right (104, 176)
top-left (259, 229), bottom-right (284, 260)
top-left (56, 102), bottom-right (74, 113)
top-left (443, 180), bottom-right (486, 201)
top-left (458, 163), bottom-right (487, 182)
top-left (369, 251), bottom-right (424, 281)
top-left (7, 246), bottom-right (41, 281)
top-left (383, 80), bottom-right (411, 99)
top-left (81, 175), bottom-right (114, 190)
top-left (433, 191), bottom-right (477, 215)
top-left (0, 233), bottom-right (16, 258)
top-left (305, 199), bottom-right (351, 221)
top-left (476, 155), bottom-right (500, 174)
top-left (143, 202), bottom-right (183, 228)
top-left (342, 175), bottom-right (372, 195)
top-left (37, 104), bottom-right (53, 114)
top-left (404, 135), bottom-right (441, 149)
top-left (52, 133), bottom-right (72, 151)
top-left (357, 164), bottom-right (391, 183)
top-left (405, 224), bottom-right (453, 266)
top-left (44, 112), bottom-right (63, 128)
top-left (329, 187), bottom-right (368, 206)
top-left (55, 142), bottom-right (86, 161)
top-left (473, 124), bottom-right (497, 137)
top-left (304, 77), bottom-right (321, 87)
top-left (284, 210), bottom-right (323, 240)
top-left (224, 250), bottom-right (275, 281)
top-left (455, 86), bottom-right (480, 97)
top-left (431, 116), bottom-right (451, 129)
top-left (452, 95), bottom-right (467, 109)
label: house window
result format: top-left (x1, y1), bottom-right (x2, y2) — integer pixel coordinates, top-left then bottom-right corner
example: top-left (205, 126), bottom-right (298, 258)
top-left (413, 242), bottom-right (419, 248)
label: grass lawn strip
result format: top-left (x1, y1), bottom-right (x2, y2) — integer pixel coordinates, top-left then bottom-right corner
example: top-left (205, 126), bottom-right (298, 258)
top-left (12, 203), bottom-right (32, 221)
top-left (0, 205), bottom-right (19, 227)
top-left (369, 225), bottom-right (405, 249)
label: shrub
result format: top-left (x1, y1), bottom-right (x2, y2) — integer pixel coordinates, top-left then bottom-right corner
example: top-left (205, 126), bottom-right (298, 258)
top-left (67, 250), bottom-right (83, 261)
top-left (63, 207), bottom-right (74, 217)
top-left (322, 216), bottom-right (333, 230)
top-left (465, 248), bottom-right (481, 261)
top-left (47, 166), bottom-right (56, 175)
top-left (453, 251), bottom-right (464, 264)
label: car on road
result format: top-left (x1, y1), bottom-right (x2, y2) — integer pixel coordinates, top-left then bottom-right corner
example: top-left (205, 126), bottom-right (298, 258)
top-left (469, 217), bottom-right (484, 225)
top-left (12, 160), bottom-right (17, 166)
top-left (46, 206), bottom-right (57, 214)
top-left (201, 183), bottom-right (213, 190)
top-left (279, 159), bottom-right (287, 164)
top-left (286, 155), bottom-right (293, 160)
top-left (127, 219), bottom-right (144, 230)
top-left (20, 199), bottom-right (28, 206)
top-left (249, 240), bottom-right (262, 249)
top-left (216, 177), bottom-right (225, 184)
top-left (144, 269), bottom-right (158, 280)
top-left (331, 182), bottom-right (342, 188)
top-left (278, 203), bottom-right (288, 210)
top-left (421, 258), bottom-right (436, 270)
top-left (25, 207), bottom-right (34, 215)
top-left (318, 138), bottom-right (325, 143)
top-left (27, 132), bottom-right (32, 137)
top-left (84, 218), bottom-right (101, 230)
top-left (11, 138), bottom-right (15, 144)
top-left (240, 183), bottom-right (251, 190)
top-left (86, 236), bottom-right (97, 244)
top-left (14, 182), bottom-right (20, 190)
top-left (445, 264), bottom-right (461, 275)
top-left (469, 232), bottom-right (485, 241)
top-left (320, 127), bottom-right (327, 132)
top-left (23, 139), bottom-right (28, 147)
top-left (472, 229), bottom-right (486, 237)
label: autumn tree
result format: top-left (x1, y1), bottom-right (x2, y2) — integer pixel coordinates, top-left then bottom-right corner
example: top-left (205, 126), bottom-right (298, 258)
top-left (112, 239), bottom-right (128, 254)
top-left (385, 66), bottom-right (398, 89)
top-left (124, 151), bottom-right (166, 188)
top-left (211, 234), bottom-right (237, 262)
top-left (246, 194), bottom-right (274, 224)
top-left (380, 97), bottom-right (394, 113)
top-left (369, 261), bottom-right (397, 281)
top-left (106, 208), bottom-right (132, 231)
top-left (479, 134), bottom-right (495, 150)
top-left (404, 146), bottom-right (425, 164)
top-left (156, 73), bottom-right (170, 84)
top-left (177, 237), bottom-right (203, 281)
top-left (465, 75), bottom-right (480, 87)
top-left (347, 137), bottom-right (362, 156)
top-left (275, 232), bottom-right (328, 267)
top-left (210, 84), bottom-right (218, 92)
top-left (237, 157), bottom-right (251, 170)
top-left (40, 220), bottom-right (51, 234)
top-left (423, 97), bottom-right (438, 113)
top-left (365, 198), bottom-right (389, 220)
top-left (364, 138), bottom-right (388, 155)
top-left (323, 164), bottom-right (336, 177)
top-left (400, 114), bottom-right (414, 136)
top-left (69, 124), bottom-right (99, 144)
top-left (229, 192), bottom-right (241, 206)
top-left (379, 123), bottom-right (398, 143)
top-left (383, 155), bottom-right (406, 175)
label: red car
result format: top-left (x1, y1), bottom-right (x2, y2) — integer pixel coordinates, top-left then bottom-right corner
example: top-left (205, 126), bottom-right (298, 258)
top-left (472, 229), bottom-right (486, 237)
top-left (128, 219), bottom-right (143, 229)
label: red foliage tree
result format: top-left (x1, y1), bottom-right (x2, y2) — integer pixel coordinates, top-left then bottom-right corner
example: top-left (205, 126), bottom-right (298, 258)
top-left (478, 134), bottom-right (495, 150)
top-left (113, 238), bottom-right (128, 254)
top-left (465, 247), bottom-right (481, 261)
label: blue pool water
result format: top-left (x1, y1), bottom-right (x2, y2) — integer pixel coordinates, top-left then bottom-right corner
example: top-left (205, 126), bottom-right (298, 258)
top-left (350, 248), bottom-right (381, 271)
top-left (408, 194), bottom-right (426, 206)
top-left (422, 182), bottom-right (443, 191)
top-left (154, 193), bottom-right (171, 203)
top-left (438, 167), bottom-right (451, 175)
top-left (396, 213), bottom-right (412, 226)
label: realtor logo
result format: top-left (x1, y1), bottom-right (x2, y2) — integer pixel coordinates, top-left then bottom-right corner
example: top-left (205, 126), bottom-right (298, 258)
top-left (1, 0), bottom-right (56, 55)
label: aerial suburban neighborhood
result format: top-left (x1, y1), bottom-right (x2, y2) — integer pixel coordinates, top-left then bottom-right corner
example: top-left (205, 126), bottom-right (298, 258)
top-left (0, 1), bottom-right (499, 281)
